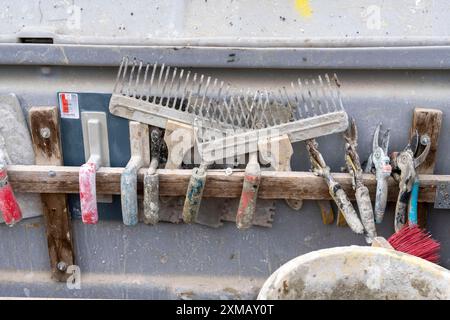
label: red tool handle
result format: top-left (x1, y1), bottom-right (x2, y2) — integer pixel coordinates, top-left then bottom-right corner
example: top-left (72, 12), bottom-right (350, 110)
top-left (0, 166), bottom-right (22, 226)
top-left (236, 172), bottom-right (261, 229)
top-left (79, 161), bottom-right (98, 224)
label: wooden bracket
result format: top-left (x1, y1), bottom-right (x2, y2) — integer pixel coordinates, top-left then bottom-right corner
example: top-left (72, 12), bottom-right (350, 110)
top-left (411, 107), bottom-right (443, 228)
top-left (29, 106), bottom-right (74, 282)
top-left (258, 134), bottom-right (303, 210)
top-left (8, 165), bottom-right (447, 203)
top-left (163, 120), bottom-right (194, 169)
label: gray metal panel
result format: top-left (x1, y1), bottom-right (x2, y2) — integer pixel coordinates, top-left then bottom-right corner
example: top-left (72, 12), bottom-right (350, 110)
top-left (1, 0), bottom-right (449, 46)
top-left (0, 201), bottom-right (448, 299)
top-left (1, 1), bottom-right (450, 69)
top-left (2, 44), bottom-right (450, 69)
top-left (0, 66), bottom-right (449, 299)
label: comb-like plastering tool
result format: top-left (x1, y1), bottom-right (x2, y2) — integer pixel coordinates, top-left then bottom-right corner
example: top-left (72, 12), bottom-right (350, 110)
top-left (197, 75), bottom-right (349, 164)
top-left (109, 57), bottom-right (242, 132)
top-left (182, 91), bottom-right (258, 224)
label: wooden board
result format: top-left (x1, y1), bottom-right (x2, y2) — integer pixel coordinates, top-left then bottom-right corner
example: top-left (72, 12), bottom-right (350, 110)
top-left (29, 107), bottom-right (74, 282)
top-left (411, 108), bottom-right (443, 227)
top-left (6, 164), bottom-right (445, 203)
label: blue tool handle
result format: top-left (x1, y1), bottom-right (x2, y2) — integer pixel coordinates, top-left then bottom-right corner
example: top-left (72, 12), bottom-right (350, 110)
top-left (182, 166), bottom-right (207, 223)
top-left (408, 179), bottom-right (420, 226)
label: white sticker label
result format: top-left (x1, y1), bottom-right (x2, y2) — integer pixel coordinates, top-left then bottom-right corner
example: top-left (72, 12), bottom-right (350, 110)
top-left (58, 93), bottom-right (80, 119)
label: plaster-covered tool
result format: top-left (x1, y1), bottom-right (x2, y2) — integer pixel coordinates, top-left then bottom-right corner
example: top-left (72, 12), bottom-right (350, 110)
top-left (79, 112), bottom-right (110, 224)
top-left (236, 92), bottom-right (262, 229)
top-left (306, 138), bottom-right (364, 234)
top-left (197, 75), bottom-right (349, 164)
top-left (182, 118), bottom-right (214, 224)
top-left (110, 58), bottom-right (348, 163)
top-left (109, 57), bottom-right (236, 132)
top-left (121, 121), bottom-right (150, 226)
top-left (0, 148), bottom-right (21, 226)
top-left (236, 152), bottom-right (260, 229)
top-left (143, 127), bottom-right (163, 225)
top-left (0, 93), bottom-right (41, 225)
top-left (365, 123), bottom-right (391, 223)
top-left (391, 131), bottom-right (430, 232)
top-left (344, 118), bottom-right (376, 243)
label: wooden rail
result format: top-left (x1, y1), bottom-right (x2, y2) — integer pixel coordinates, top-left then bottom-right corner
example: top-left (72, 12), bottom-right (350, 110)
top-left (7, 165), bottom-right (446, 203)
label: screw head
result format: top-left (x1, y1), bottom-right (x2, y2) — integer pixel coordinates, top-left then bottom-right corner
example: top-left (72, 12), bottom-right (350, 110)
top-left (40, 127), bottom-right (51, 139)
top-left (57, 261), bottom-right (67, 272)
top-left (373, 150), bottom-right (381, 159)
top-left (48, 170), bottom-right (56, 177)
top-left (420, 134), bottom-right (430, 145)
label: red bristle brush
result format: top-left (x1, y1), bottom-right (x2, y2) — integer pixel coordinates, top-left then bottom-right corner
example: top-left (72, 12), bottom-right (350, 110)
top-left (388, 225), bottom-right (440, 264)
top-left (387, 181), bottom-right (440, 264)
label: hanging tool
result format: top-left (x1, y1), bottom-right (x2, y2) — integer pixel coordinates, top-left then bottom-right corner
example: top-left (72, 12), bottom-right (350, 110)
top-left (407, 133), bottom-right (431, 226)
top-left (110, 57), bottom-right (236, 132)
top-left (236, 92), bottom-right (262, 229)
top-left (411, 108), bottom-right (442, 228)
top-left (305, 138), bottom-right (364, 234)
top-left (79, 112), bottom-right (110, 224)
top-left (236, 151), bottom-right (260, 229)
top-left (121, 121), bottom-right (150, 226)
top-left (0, 142), bottom-right (21, 226)
top-left (390, 131), bottom-right (431, 232)
top-left (365, 123), bottom-right (391, 223)
top-left (111, 58), bottom-right (350, 224)
top-left (387, 161), bottom-right (440, 264)
top-left (0, 93), bottom-right (41, 224)
top-left (110, 58), bottom-right (348, 164)
top-left (182, 118), bottom-right (214, 223)
top-left (143, 127), bottom-right (163, 225)
top-left (197, 75), bottom-right (349, 164)
top-left (343, 118), bottom-right (376, 243)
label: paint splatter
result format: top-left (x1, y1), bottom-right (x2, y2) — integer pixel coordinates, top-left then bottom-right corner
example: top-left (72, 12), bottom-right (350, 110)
top-left (295, 0), bottom-right (312, 18)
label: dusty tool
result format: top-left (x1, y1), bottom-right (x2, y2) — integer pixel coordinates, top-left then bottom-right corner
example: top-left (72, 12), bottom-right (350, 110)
top-left (344, 118), bottom-right (376, 243)
top-left (79, 112), bottom-right (110, 224)
top-left (236, 92), bottom-right (262, 229)
top-left (384, 224), bottom-right (441, 264)
top-left (391, 131), bottom-right (431, 232)
top-left (364, 123), bottom-right (391, 223)
top-left (198, 75), bottom-right (349, 164)
top-left (306, 138), bottom-right (364, 234)
top-left (111, 59), bottom-right (349, 223)
top-left (111, 58), bottom-right (348, 163)
top-left (121, 122), bottom-right (150, 226)
top-left (110, 57), bottom-right (244, 172)
top-left (236, 152), bottom-right (261, 229)
top-left (276, 75), bottom-right (348, 225)
top-left (0, 93), bottom-right (41, 224)
top-left (143, 127), bottom-right (163, 225)
top-left (0, 142), bottom-right (21, 226)
top-left (182, 118), bottom-right (214, 224)
top-left (110, 57), bottom-right (236, 132)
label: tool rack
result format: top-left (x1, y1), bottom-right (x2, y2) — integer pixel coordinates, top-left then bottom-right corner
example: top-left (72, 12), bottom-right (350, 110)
top-left (1, 0), bottom-right (450, 299)
top-left (1, 104), bottom-right (444, 282)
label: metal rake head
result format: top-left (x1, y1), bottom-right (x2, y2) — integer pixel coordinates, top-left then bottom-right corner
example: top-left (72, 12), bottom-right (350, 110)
top-left (113, 57), bottom-right (253, 129)
top-left (285, 73), bottom-right (344, 120)
top-left (195, 74), bottom-right (348, 163)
